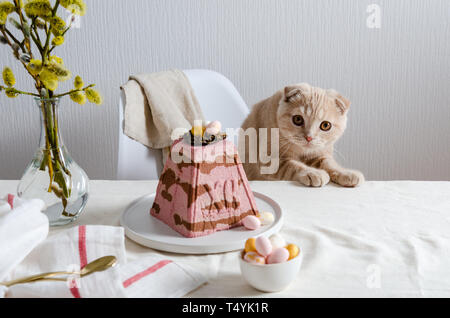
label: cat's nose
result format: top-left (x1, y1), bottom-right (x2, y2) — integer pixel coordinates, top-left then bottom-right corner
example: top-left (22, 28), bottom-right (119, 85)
top-left (305, 136), bottom-right (313, 142)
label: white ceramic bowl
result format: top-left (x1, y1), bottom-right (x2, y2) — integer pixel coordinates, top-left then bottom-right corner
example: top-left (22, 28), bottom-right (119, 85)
top-left (238, 249), bottom-right (303, 292)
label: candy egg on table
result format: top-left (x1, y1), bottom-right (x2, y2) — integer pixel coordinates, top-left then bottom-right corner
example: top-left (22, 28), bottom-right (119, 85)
top-left (269, 233), bottom-right (286, 250)
top-left (244, 238), bottom-right (257, 253)
top-left (267, 247), bottom-right (290, 264)
top-left (242, 215), bottom-right (261, 230)
top-left (258, 211), bottom-right (274, 225)
top-left (286, 243), bottom-right (300, 260)
top-left (243, 251), bottom-right (266, 265)
top-left (255, 236), bottom-right (272, 257)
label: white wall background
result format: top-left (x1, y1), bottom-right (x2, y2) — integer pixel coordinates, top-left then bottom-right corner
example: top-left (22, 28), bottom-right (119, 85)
top-left (0, 0), bottom-right (449, 180)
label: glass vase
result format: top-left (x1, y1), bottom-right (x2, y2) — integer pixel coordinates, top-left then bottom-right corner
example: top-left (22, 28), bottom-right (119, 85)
top-left (17, 97), bottom-right (89, 226)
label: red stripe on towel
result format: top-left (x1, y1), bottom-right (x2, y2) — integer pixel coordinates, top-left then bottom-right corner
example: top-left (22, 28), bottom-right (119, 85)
top-left (70, 225), bottom-right (88, 298)
top-left (123, 260), bottom-right (172, 288)
top-left (7, 194), bottom-right (14, 209)
top-left (69, 282), bottom-right (81, 298)
top-left (78, 225), bottom-right (88, 269)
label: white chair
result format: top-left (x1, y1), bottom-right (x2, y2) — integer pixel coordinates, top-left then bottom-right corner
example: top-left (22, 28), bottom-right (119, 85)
top-left (117, 69), bottom-right (250, 180)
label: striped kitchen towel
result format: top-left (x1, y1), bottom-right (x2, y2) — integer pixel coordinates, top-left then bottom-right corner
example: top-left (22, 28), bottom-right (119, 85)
top-left (0, 198), bottom-right (206, 298)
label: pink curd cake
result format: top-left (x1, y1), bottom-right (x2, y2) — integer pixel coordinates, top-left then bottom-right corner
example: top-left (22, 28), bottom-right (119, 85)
top-left (150, 123), bottom-right (259, 238)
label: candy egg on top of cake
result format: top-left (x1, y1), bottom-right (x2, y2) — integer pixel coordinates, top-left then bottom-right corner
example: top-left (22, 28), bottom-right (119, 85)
top-left (185, 121), bottom-right (227, 146)
top-left (150, 120), bottom-right (260, 238)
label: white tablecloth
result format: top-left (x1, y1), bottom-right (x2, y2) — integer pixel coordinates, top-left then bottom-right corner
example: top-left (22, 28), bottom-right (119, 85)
top-left (1, 180), bottom-right (450, 297)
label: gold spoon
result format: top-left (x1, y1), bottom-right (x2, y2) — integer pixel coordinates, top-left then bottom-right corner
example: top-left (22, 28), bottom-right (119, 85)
top-left (1, 255), bottom-right (117, 287)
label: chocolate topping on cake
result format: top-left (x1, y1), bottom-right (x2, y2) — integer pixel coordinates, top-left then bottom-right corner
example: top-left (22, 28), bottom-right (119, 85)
top-left (173, 209), bottom-right (258, 232)
top-left (182, 130), bottom-right (227, 146)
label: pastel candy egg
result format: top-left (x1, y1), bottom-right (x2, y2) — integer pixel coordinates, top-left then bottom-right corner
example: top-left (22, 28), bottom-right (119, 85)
top-left (255, 236), bottom-right (272, 257)
top-left (269, 233), bottom-right (286, 250)
top-left (244, 251), bottom-right (266, 265)
top-left (267, 247), bottom-right (290, 264)
top-left (207, 120), bottom-right (221, 130)
top-left (205, 120), bottom-right (221, 135)
top-left (242, 215), bottom-right (261, 230)
top-left (258, 211), bottom-right (274, 225)
top-left (286, 244), bottom-right (300, 260)
top-left (244, 238), bottom-right (257, 253)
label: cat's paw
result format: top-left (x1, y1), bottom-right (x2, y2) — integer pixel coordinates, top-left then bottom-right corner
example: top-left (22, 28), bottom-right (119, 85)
top-left (334, 170), bottom-right (364, 187)
top-left (296, 168), bottom-right (330, 187)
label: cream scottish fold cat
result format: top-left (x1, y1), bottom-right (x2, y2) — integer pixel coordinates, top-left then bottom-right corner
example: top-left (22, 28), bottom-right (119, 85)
top-left (241, 83), bottom-right (364, 187)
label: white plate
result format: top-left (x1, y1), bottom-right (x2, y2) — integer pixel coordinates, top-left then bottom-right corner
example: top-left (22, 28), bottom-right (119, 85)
top-left (120, 192), bottom-right (283, 254)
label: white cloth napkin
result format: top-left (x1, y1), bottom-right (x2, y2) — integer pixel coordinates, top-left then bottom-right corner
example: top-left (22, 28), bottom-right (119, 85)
top-left (0, 195), bottom-right (48, 287)
top-left (0, 195), bottom-right (207, 298)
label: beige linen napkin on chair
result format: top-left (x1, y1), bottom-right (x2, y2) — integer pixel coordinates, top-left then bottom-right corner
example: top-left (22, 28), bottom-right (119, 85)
top-left (121, 69), bottom-right (204, 162)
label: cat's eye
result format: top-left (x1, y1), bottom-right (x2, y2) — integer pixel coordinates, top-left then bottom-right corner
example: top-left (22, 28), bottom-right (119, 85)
top-left (292, 115), bottom-right (304, 126)
top-left (320, 121), bottom-right (332, 131)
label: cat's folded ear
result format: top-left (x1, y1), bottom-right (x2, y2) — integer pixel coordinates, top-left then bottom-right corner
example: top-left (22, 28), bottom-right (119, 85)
top-left (283, 83), bottom-right (311, 103)
top-left (327, 89), bottom-right (351, 114)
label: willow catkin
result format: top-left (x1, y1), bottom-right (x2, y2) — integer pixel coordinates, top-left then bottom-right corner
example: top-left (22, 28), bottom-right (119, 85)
top-left (2, 67), bottom-right (15, 87)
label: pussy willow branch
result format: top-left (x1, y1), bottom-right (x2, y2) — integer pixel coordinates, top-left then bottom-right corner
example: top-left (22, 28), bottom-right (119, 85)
top-left (0, 26), bottom-right (38, 82)
top-left (49, 18), bottom-right (73, 54)
top-left (1, 7), bottom-right (42, 91)
top-left (3, 28), bottom-right (26, 53)
top-left (1, 1), bottom-right (75, 208)
top-left (0, 85), bottom-right (95, 99)
top-left (2, 21), bottom-right (94, 100)
top-left (0, 86), bottom-right (40, 97)
top-left (28, 17), bottom-right (43, 52)
top-left (62, 23), bottom-right (71, 36)
top-left (13, 0), bottom-right (32, 55)
top-left (52, 84), bottom-right (95, 98)
top-left (41, 0), bottom-right (60, 65)
top-left (2, 1), bottom-right (95, 109)
top-left (29, 30), bottom-right (42, 52)
top-left (30, 18), bottom-right (42, 47)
